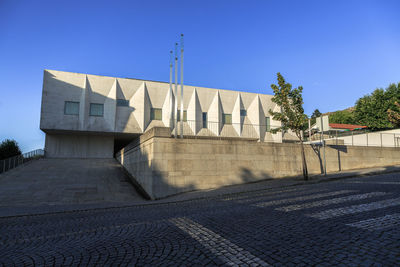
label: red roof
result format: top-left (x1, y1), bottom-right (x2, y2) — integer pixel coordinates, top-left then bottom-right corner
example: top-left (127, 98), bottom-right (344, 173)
top-left (329, 123), bottom-right (367, 130)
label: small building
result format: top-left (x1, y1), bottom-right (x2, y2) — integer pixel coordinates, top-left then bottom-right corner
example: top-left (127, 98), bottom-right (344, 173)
top-left (310, 115), bottom-right (367, 133)
top-left (328, 123), bottom-right (367, 131)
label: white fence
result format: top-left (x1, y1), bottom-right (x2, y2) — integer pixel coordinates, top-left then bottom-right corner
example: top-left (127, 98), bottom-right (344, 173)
top-left (308, 130), bottom-right (400, 147)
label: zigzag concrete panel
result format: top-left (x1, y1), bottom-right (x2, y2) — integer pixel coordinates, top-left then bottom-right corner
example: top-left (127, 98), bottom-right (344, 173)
top-left (187, 88), bottom-right (202, 134)
top-left (40, 69), bottom-right (283, 158)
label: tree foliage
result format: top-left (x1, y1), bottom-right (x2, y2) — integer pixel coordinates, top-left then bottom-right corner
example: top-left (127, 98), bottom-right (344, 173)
top-left (269, 73), bottom-right (308, 180)
top-left (387, 101), bottom-right (400, 127)
top-left (329, 110), bottom-right (355, 124)
top-left (311, 109), bottom-right (321, 118)
top-left (269, 73), bottom-right (308, 139)
top-left (0, 139), bottom-right (22, 160)
top-left (354, 83), bottom-right (400, 130)
top-left (310, 109), bottom-right (322, 125)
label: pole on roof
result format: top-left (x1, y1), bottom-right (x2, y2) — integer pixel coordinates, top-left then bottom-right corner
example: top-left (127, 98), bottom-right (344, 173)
top-left (174, 43), bottom-right (178, 138)
top-left (308, 118), bottom-right (311, 141)
top-left (180, 34), bottom-right (184, 139)
top-left (169, 51), bottom-right (173, 130)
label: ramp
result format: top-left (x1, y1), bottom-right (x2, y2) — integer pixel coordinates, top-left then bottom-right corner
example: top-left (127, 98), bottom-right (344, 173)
top-left (0, 158), bottom-right (144, 207)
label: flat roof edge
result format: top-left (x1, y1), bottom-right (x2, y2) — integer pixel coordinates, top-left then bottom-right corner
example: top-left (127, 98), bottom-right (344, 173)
top-left (44, 69), bottom-right (273, 97)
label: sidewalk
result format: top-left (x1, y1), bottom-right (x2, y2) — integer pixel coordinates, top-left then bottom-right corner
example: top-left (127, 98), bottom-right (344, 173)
top-left (164, 164), bottom-right (400, 202)
top-left (1, 164), bottom-right (399, 218)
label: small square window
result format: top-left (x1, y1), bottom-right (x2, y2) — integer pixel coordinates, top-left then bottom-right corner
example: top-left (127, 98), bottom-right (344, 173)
top-left (222, 114), bottom-right (232, 125)
top-left (240, 109), bottom-right (247, 116)
top-left (151, 108), bottom-right (162, 120)
top-left (202, 112), bottom-right (207, 128)
top-left (177, 110), bottom-right (187, 122)
top-left (117, 99), bottom-right (129, 107)
top-left (265, 117), bottom-right (271, 132)
top-left (90, 103), bottom-right (104, 117)
top-left (64, 101), bottom-right (79, 115)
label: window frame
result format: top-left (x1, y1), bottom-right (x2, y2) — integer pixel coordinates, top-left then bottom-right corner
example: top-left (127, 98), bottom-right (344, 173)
top-left (202, 112), bottom-right (207, 128)
top-left (150, 108), bottom-right (162, 121)
top-left (64, 101), bottom-right (80, 116)
top-left (222, 113), bottom-right (232, 125)
top-left (177, 110), bottom-right (187, 122)
top-left (117, 99), bottom-right (129, 107)
top-left (265, 117), bottom-right (271, 132)
top-left (89, 103), bottom-right (104, 117)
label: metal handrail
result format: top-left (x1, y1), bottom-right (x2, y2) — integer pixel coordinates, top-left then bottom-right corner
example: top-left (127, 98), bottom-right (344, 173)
top-left (169, 120), bottom-right (282, 140)
top-left (305, 129), bottom-right (400, 148)
top-left (0, 149), bottom-right (45, 174)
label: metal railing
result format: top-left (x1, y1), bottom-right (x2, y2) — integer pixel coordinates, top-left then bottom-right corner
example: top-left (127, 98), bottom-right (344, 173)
top-left (305, 129), bottom-right (400, 148)
top-left (0, 149), bottom-right (45, 174)
top-left (169, 120), bottom-right (281, 140)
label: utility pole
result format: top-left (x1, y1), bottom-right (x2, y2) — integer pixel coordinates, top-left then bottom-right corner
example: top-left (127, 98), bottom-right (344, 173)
top-left (174, 43), bottom-right (178, 138)
top-left (320, 116), bottom-right (327, 176)
top-left (169, 50), bottom-right (173, 129)
top-left (180, 34), bottom-right (184, 139)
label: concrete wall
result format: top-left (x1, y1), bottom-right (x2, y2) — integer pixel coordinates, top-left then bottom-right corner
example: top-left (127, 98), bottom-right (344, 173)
top-left (45, 134), bottom-right (114, 158)
top-left (40, 69), bottom-right (283, 142)
top-left (116, 128), bottom-right (400, 199)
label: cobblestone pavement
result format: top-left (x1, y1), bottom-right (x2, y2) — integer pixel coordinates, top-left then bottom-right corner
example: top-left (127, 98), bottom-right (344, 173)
top-left (0, 173), bottom-right (399, 266)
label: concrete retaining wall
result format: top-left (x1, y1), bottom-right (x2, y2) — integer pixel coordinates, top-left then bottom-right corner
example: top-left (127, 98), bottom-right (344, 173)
top-left (45, 134), bottom-right (114, 158)
top-left (116, 127), bottom-right (400, 199)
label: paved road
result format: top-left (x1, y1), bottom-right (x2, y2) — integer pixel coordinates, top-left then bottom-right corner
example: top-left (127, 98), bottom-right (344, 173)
top-left (1, 173), bottom-right (399, 266)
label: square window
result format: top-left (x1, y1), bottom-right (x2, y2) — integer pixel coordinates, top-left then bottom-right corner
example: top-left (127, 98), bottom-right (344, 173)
top-left (223, 114), bottom-right (232, 125)
top-left (64, 101), bottom-right (79, 115)
top-left (90, 103), bottom-right (104, 117)
top-left (202, 112), bottom-right (207, 128)
top-left (151, 108), bottom-right (162, 120)
top-left (240, 109), bottom-right (247, 116)
top-left (117, 99), bottom-right (129, 107)
top-left (177, 110), bottom-right (187, 122)
top-left (265, 117), bottom-right (271, 132)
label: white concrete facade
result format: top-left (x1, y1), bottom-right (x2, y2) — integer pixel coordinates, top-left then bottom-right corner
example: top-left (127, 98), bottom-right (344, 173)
top-left (40, 70), bottom-right (282, 158)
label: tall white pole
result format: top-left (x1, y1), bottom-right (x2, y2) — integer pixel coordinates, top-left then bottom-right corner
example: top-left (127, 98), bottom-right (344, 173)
top-left (180, 34), bottom-right (184, 139)
top-left (174, 43), bottom-right (178, 138)
top-left (169, 51), bottom-right (173, 129)
top-left (321, 116), bottom-right (327, 176)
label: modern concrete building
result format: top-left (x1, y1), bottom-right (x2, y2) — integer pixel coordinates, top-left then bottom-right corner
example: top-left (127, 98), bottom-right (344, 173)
top-left (39, 70), bottom-right (400, 199)
top-left (40, 69), bottom-right (283, 158)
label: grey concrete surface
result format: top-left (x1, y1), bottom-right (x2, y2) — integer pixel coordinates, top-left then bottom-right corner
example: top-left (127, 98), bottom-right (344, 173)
top-left (0, 158), bottom-right (143, 208)
top-left (40, 70), bottom-right (287, 158)
top-left (1, 162), bottom-right (399, 218)
top-left (40, 69), bottom-right (282, 141)
top-left (117, 131), bottom-right (400, 199)
top-left (45, 134), bottom-right (114, 158)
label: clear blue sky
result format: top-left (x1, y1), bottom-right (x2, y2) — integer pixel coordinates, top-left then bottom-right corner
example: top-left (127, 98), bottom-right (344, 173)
top-left (1, 0), bottom-right (399, 152)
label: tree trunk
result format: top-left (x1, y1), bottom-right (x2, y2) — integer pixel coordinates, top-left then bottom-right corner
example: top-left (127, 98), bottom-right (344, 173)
top-left (300, 141), bottom-right (308, 180)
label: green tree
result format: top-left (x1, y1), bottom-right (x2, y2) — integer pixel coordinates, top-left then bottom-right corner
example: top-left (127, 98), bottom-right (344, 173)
top-left (310, 109), bottom-right (321, 125)
top-left (269, 73), bottom-right (309, 180)
top-left (354, 83), bottom-right (400, 130)
top-left (388, 102), bottom-right (400, 127)
top-left (329, 110), bottom-right (355, 124)
top-left (0, 139), bottom-right (22, 160)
